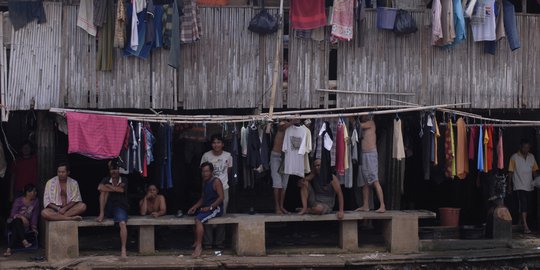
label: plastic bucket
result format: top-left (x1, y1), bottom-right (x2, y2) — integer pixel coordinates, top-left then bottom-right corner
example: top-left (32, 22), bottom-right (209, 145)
top-left (439, 208), bottom-right (461, 227)
top-left (376, 7), bottom-right (398, 30)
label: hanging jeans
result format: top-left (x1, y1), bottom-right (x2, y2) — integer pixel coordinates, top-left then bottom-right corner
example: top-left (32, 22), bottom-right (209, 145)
top-left (503, 0), bottom-right (520, 51)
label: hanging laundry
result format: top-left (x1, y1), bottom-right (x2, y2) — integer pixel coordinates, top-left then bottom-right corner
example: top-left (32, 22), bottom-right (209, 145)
top-left (497, 128), bottom-right (504, 170)
top-left (486, 125), bottom-right (494, 172)
top-left (303, 124), bottom-right (312, 174)
top-left (484, 0), bottom-right (506, 55)
top-left (261, 131), bottom-right (271, 171)
top-left (421, 114), bottom-right (432, 180)
top-left (502, 0), bottom-right (520, 51)
top-left (156, 124), bottom-right (173, 189)
top-left (330, 0), bottom-right (354, 42)
top-left (336, 121), bottom-right (345, 176)
top-left (444, 119), bottom-right (454, 178)
top-left (442, 0), bottom-right (466, 48)
top-left (318, 121), bottom-right (333, 185)
top-left (431, 0), bottom-right (443, 45)
top-left (143, 125), bottom-right (155, 165)
top-left (434, 116), bottom-right (441, 165)
top-left (471, 0), bottom-right (496, 42)
top-left (392, 118), bottom-right (405, 160)
top-left (436, 0), bottom-right (455, 46)
top-left (168, 0), bottom-right (183, 69)
top-left (93, 0), bottom-right (108, 27)
top-left (119, 122), bottom-right (147, 175)
top-left (341, 121), bottom-right (353, 188)
top-left (343, 122), bottom-right (350, 171)
top-left (180, 0), bottom-right (202, 43)
top-left (456, 118), bottom-right (468, 180)
top-left (290, 0), bottom-right (327, 30)
top-left (78, 0), bottom-right (97, 36)
top-left (134, 0), bottom-right (147, 13)
top-left (240, 125), bottom-right (249, 157)
top-left (429, 115), bottom-right (436, 163)
top-left (477, 125), bottom-right (485, 172)
top-left (129, 0), bottom-right (139, 50)
top-left (124, 3), bottom-right (164, 59)
top-left (355, 118), bottom-right (363, 165)
top-left (67, 112), bottom-right (128, 159)
top-left (247, 125), bottom-right (262, 169)
top-left (483, 125), bottom-right (489, 170)
top-left (356, 0), bottom-right (367, 47)
top-left (8, 0), bottom-right (47, 31)
top-left (450, 119), bottom-right (456, 177)
top-left (282, 124), bottom-right (308, 178)
top-left (114, 0), bottom-right (127, 48)
top-left (469, 126), bottom-right (478, 161)
top-left (97, 0), bottom-right (114, 71)
top-left (231, 127), bottom-right (240, 185)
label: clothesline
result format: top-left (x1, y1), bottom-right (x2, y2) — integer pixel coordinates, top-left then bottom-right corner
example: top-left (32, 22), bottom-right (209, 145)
top-left (388, 99), bottom-right (540, 126)
top-left (50, 103), bottom-right (469, 124)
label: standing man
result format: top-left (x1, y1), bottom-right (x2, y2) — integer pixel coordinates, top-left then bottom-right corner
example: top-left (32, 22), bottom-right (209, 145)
top-left (355, 115), bottom-right (386, 213)
top-left (200, 134), bottom-right (232, 249)
top-left (297, 159), bottom-right (344, 219)
top-left (96, 161), bottom-right (129, 258)
top-left (41, 163), bottom-right (87, 221)
top-left (508, 138), bottom-right (539, 234)
top-left (270, 120), bottom-right (295, 214)
top-left (188, 162), bottom-right (224, 257)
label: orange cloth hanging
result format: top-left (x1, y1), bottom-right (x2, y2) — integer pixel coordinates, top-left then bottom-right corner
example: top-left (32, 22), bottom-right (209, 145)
top-left (456, 118), bottom-right (469, 179)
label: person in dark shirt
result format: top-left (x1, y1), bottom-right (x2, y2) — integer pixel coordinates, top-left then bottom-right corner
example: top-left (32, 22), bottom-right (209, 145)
top-left (96, 160), bottom-right (129, 258)
top-left (188, 162), bottom-right (224, 258)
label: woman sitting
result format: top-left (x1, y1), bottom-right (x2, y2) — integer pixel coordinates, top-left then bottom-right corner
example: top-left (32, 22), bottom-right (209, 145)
top-left (139, 184), bottom-right (166, 218)
top-left (4, 184), bottom-right (39, 257)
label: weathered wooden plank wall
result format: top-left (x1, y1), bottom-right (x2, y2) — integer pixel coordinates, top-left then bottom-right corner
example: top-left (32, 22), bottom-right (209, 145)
top-left (7, 2), bottom-right (62, 110)
top-left (337, 10), bottom-right (535, 110)
top-left (180, 8), bottom-right (281, 110)
top-left (336, 11), bottom-right (422, 108)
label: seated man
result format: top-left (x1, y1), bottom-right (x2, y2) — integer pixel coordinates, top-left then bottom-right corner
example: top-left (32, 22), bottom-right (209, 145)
top-left (188, 162), bottom-right (224, 258)
top-left (96, 161), bottom-right (129, 258)
top-left (297, 159), bottom-right (344, 220)
top-left (139, 184), bottom-right (167, 217)
top-left (41, 163), bottom-right (87, 221)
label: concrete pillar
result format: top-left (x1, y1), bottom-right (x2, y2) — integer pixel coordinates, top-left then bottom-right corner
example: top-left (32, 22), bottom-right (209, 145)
top-left (138, 225), bottom-right (155, 254)
top-left (382, 216), bottom-right (419, 254)
top-left (492, 206), bottom-right (512, 240)
top-left (232, 219), bottom-right (265, 256)
top-left (339, 220), bottom-right (358, 251)
top-left (45, 221), bottom-right (79, 262)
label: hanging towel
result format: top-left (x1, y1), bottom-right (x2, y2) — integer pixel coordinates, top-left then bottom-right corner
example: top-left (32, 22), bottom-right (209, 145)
top-left (303, 125), bottom-right (312, 174)
top-left (477, 125), bottom-right (484, 172)
top-left (444, 120), bottom-right (453, 178)
top-left (93, 0), bottom-right (107, 27)
top-left (450, 120), bottom-right (456, 177)
top-left (392, 119), bottom-right (405, 160)
top-left (290, 0), bottom-right (327, 30)
top-left (130, 1), bottom-right (139, 50)
top-left (77, 0), bottom-right (97, 36)
top-left (330, 0), bottom-right (354, 41)
top-left (431, 0), bottom-right (443, 45)
top-left (483, 125), bottom-right (489, 171)
top-left (180, 0), bottom-right (202, 43)
top-left (443, 0), bottom-right (466, 48)
top-left (497, 129), bottom-right (504, 170)
top-left (456, 118), bottom-right (468, 180)
top-left (67, 112), bottom-right (128, 159)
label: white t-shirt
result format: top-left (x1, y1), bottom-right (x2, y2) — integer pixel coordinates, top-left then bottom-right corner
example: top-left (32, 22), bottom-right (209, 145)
top-left (509, 152), bottom-right (539, 192)
top-left (282, 125), bottom-right (308, 177)
top-left (471, 0), bottom-right (496, 42)
top-left (200, 151), bottom-right (233, 190)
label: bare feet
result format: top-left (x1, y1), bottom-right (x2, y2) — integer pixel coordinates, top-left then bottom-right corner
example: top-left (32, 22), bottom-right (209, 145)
top-left (275, 209), bottom-right (284, 215)
top-left (281, 207), bottom-right (290, 214)
top-left (3, 248), bottom-right (11, 257)
top-left (192, 245), bottom-right (202, 257)
top-left (297, 208), bottom-right (307, 215)
top-left (354, 207), bottom-right (370, 212)
top-left (96, 215), bottom-right (104, 222)
top-left (375, 207), bottom-right (386, 213)
top-left (121, 248), bottom-right (127, 259)
top-left (22, 240), bottom-right (32, 248)
top-left (71, 216), bottom-right (83, 221)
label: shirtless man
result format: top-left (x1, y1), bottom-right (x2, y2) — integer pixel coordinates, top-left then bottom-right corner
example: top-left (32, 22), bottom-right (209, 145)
top-left (355, 115), bottom-right (386, 213)
top-left (139, 184), bottom-right (167, 217)
top-left (270, 119), bottom-right (297, 214)
top-left (41, 163), bottom-right (87, 221)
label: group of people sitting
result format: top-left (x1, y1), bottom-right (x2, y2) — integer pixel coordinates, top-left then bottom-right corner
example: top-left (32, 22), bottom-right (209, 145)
top-left (5, 118), bottom-right (386, 258)
top-left (4, 161), bottom-right (166, 258)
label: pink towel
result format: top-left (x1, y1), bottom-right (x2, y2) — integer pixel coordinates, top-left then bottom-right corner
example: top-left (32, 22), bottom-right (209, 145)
top-left (497, 130), bottom-right (504, 169)
top-left (331, 0), bottom-right (354, 41)
top-left (67, 112), bottom-right (128, 159)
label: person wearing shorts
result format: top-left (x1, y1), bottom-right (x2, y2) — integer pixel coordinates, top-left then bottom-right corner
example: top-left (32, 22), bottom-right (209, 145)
top-left (96, 160), bottom-right (129, 258)
top-left (270, 120), bottom-right (295, 214)
top-left (355, 116), bottom-right (386, 213)
top-left (509, 138), bottom-right (539, 234)
top-left (188, 162), bottom-right (224, 257)
top-left (298, 159), bottom-right (344, 220)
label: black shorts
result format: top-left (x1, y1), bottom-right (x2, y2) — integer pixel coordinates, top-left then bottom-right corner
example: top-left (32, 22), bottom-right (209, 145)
top-left (515, 190), bottom-right (533, 213)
